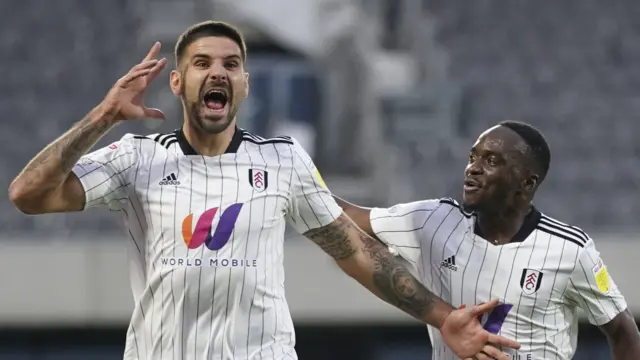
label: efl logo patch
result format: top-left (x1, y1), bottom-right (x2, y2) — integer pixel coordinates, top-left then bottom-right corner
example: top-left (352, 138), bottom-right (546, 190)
top-left (520, 268), bottom-right (543, 295)
top-left (248, 169), bottom-right (268, 192)
top-left (314, 168), bottom-right (328, 189)
top-left (592, 258), bottom-right (610, 294)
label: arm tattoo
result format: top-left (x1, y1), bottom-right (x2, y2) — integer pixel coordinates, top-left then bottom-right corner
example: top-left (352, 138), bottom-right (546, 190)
top-left (305, 214), bottom-right (437, 320)
top-left (304, 214), bottom-right (357, 260)
top-left (15, 110), bottom-right (114, 197)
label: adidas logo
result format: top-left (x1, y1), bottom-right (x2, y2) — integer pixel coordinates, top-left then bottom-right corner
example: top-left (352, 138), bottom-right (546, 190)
top-left (441, 256), bottom-right (458, 271)
top-left (159, 173), bottom-right (180, 186)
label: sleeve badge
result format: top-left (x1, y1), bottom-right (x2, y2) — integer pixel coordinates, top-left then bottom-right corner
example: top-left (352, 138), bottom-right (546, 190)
top-left (592, 258), bottom-right (610, 294)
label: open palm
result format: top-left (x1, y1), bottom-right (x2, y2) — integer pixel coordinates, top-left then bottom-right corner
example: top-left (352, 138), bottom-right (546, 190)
top-left (440, 299), bottom-right (521, 360)
top-left (102, 42), bottom-right (167, 122)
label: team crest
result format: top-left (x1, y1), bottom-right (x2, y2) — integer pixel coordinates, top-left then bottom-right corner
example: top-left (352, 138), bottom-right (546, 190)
top-left (248, 169), bottom-right (268, 192)
top-left (520, 268), bottom-right (543, 295)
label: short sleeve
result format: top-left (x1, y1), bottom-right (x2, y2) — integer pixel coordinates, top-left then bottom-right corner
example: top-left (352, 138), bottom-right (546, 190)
top-left (564, 239), bottom-right (627, 326)
top-left (286, 138), bottom-right (342, 234)
top-left (369, 200), bottom-right (440, 265)
top-left (71, 134), bottom-right (138, 211)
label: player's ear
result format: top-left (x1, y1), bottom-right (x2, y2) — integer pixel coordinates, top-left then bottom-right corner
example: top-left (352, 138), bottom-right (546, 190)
top-left (170, 69), bottom-right (182, 96)
top-left (243, 72), bottom-right (250, 98)
top-left (523, 174), bottom-right (538, 192)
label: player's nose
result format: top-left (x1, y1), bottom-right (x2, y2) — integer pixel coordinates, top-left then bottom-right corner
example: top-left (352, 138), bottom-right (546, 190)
top-left (208, 62), bottom-right (228, 82)
top-left (465, 161), bottom-right (483, 177)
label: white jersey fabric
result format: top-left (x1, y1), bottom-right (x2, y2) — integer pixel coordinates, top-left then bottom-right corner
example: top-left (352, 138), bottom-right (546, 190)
top-left (71, 127), bottom-right (342, 360)
top-left (370, 198), bottom-right (627, 360)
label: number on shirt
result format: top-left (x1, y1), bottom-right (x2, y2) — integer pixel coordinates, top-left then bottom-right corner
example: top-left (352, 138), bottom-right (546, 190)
top-left (482, 303), bottom-right (513, 334)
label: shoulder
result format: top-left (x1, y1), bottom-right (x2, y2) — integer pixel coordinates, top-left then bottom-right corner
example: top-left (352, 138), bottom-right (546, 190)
top-left (437, 197), bottom-right (473, 218)
top-left (240, 130), bottom-right (310, 165)
top-left (127, 132), bottom-right (178, 151)
top-left (240, 129), bottom-right (294, 148)
top-left (536, 212), bottom-right (591, 249)
top-left (372, 197), bottom-right (464, 220)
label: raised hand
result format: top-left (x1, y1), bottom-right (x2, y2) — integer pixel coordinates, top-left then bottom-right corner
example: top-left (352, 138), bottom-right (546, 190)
top-left (100, 42), bottom-right (168, 122)
top-left (440, 299), bottom-right (521, 360)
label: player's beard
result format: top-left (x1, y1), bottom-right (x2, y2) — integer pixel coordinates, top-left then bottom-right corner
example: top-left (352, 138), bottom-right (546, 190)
top-left (182, 79), bottom-right (238, 135)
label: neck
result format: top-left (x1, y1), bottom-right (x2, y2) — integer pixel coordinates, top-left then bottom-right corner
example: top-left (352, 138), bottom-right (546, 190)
top-left (182, 120), bottom-right (236, 157)
top-left (476, 204), bottom-right (532, 244)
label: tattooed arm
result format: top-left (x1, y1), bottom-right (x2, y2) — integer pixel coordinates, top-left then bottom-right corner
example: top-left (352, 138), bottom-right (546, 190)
top-left (10, 44), bottom-right (166, 214)
top-left (600, 309), bottom-right (640, 360)
top-left (9, 107), bottom-right (116, 214)
top-left (332, 196), bottom-right (376, 237)
top-left (288, 142), bottom-right (521, 358)
top-left (304, 213), bottom-right (453, 327)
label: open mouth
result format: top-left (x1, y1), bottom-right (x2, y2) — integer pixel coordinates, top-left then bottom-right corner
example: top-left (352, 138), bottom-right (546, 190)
top-left (203, 89), bottom-right (228, 111)
top-left (464, 179), bottom-right (481, 191)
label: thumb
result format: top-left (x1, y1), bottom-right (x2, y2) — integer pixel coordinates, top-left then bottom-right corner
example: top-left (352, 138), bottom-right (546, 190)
top-left (143, 107), bottom-right (165, 120)
top-left (470, 298), bottom-right (500, 316)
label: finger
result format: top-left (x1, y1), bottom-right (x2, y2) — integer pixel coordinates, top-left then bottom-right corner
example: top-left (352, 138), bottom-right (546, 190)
top-left (143, 107), bottom-right (165, 120)
top-left (479, 345), bottom-right (506, 359)
top-left (473, 353), bottom-right (493, 360)
top-left (488, 334), bottom-right (520, 349)
top-left (120, 68), bottom-right (153, 85)
top-left (146, 58), bottom-right (167, 83)
top-left (482, 345), bottom-right (511, 360)
top-left (142, 42), bottom-right (162, 62)
top-left (131, 59), bottom-right (160, 73)
top-left (470, 298), bottom-right (500, 315)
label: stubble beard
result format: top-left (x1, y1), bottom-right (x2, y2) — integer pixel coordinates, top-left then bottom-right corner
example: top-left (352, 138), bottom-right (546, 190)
top-left (181, 78), bottom-right (238, 135)
top-left (185, 100), bottom-right (235, 135)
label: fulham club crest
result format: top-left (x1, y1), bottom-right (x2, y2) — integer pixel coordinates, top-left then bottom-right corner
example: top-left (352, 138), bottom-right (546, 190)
top-left (520, 268), bottom-right (543, 295)
top-left (249, 169), bottom-right (268, 192)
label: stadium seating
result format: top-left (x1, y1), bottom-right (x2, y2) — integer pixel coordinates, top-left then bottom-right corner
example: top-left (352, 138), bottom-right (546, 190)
top-left (410, 0), bottom-right (640, 230)
top-left (2, 0), bottom-right (639, 235)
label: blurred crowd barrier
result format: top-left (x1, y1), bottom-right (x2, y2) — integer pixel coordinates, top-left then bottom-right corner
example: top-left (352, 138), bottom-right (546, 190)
top-left (0, 232), bottom-right (637, 326)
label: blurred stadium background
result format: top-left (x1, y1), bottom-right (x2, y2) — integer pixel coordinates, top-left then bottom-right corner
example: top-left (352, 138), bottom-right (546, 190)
top-left (1, 0), bottom-right (639, 359)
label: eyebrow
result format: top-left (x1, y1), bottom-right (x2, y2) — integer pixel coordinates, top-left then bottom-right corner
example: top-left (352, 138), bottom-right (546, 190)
top-left (224, 55), bottom-right (242, 61)
top-left (191, 53), bottom-right (242, 61)
top-left (470, 147), bottom-right (504, 158)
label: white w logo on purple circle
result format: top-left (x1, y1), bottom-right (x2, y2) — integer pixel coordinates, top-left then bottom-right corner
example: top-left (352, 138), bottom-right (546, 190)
top-left (482, 303), bottom-right (513, 334)
top-left (181, 203), bottom-right (244, 250)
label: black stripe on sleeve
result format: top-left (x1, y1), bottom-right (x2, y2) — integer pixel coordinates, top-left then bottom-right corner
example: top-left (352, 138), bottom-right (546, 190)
top-left (536, 222), bottom-right (586, 248)
top-left (538, 218), bottom-right (588, 245)
top-left (438, 198), bottom-right (473, 218)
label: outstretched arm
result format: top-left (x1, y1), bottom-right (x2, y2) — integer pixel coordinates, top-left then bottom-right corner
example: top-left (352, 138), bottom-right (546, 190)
top-left (304, 212), bottom-right (520, 360)
top-left (600, 309), bottom-right (640, 360)
top-left (304, 212), bottom-right (448, 325)
top-left (332, 196), bottom-right (376, 238)
top-left (9, 42), bottom-right (165, 214)
top-left (287, 142), bottom-right (519, 359)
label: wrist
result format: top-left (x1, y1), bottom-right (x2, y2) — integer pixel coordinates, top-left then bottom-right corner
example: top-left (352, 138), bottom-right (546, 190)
top-left (90, 103), bottom-right (120, 127)
top-left (428, 301), bottom-right (454, 329)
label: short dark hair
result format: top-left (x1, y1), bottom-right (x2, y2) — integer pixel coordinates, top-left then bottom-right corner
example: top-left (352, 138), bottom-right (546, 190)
top-left (174, 21), bottom-right (247, 66)
top-left (499, 120), bottom-right (551, 183)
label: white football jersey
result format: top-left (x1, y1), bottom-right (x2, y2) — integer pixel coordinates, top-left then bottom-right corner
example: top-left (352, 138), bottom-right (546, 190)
top-left (370, 198), bottom-right (627, 360)
top-left (71, 127), bottom-right (342, 360)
